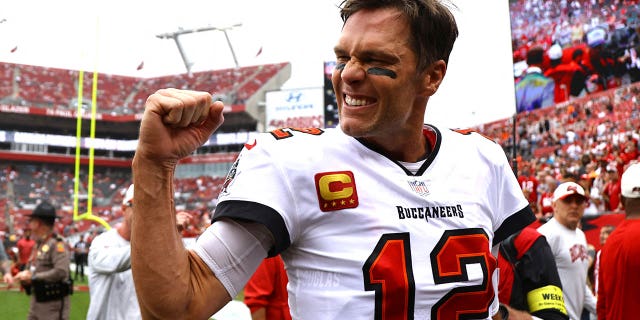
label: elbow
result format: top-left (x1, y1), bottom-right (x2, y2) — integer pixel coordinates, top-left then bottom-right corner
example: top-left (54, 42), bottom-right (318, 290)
top-left (132, 263), bottom-right (193, 319)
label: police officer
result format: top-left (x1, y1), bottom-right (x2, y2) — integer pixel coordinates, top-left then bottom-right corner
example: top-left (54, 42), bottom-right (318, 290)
top-left (15, 201), bottom-right (71, 320)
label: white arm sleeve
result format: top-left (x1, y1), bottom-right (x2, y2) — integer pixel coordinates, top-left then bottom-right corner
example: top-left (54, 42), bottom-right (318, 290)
top-left (584, 283), bottom-right (597, 314)
top-left (191, 218), bottom-right (273, 298)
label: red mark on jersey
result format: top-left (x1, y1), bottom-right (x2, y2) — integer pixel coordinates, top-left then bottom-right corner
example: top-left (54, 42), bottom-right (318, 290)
top-left (314, 171), bottom-right (359, 212)
top-left (570, 244), bottom-right (589, 262)
top-left (244, 139), bottom-right (257, 150)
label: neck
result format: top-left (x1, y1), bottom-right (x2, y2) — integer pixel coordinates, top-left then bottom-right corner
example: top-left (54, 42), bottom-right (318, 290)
top-left (358, 129), bottom-right (429, 163)
top-left (35, 229), bottom-right (52, 243)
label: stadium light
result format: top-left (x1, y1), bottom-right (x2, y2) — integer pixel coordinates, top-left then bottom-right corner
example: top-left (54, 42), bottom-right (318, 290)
top-left (156, 23), bottom-right (243, 74)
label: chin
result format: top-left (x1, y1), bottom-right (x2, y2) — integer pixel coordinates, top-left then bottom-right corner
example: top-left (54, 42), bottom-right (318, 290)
top-left (340, 122), bottom-right (367, 138)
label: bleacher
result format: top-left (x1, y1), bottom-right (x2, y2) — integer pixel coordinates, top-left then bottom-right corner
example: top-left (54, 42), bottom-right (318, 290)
top-left (0, 61), bottom-right (290, 114)
top-left (0, 161), bottom-right (229, 235)
top-left (479, 81), bottom-right (640, 161)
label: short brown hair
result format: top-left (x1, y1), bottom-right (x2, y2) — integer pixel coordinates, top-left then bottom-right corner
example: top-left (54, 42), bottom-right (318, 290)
top-left (339, 0), bottom-right (458, 72)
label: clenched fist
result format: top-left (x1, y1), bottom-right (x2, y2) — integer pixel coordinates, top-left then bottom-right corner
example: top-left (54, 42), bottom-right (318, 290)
top-left (135, 88), bottom-right (225, 168)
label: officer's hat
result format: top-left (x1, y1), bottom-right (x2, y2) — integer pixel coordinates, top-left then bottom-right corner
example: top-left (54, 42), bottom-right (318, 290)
top-left (28, 201), bottom-right (60, 220)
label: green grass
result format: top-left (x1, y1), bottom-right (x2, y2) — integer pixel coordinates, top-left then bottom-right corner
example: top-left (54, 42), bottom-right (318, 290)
top-left (0, 276), bottom-right (245, 320)
top-left (0, 289), bottom-right (89, 319)
top-left (0, 277), bottom-right (90, 319)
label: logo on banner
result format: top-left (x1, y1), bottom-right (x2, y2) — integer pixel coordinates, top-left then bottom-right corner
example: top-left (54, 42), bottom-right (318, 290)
top-left (287, 92), bottom-right (303, 103)
top-left (315, 171), bottom-right (359, 212)
top-left (408, 180), bottom-right (430, 197)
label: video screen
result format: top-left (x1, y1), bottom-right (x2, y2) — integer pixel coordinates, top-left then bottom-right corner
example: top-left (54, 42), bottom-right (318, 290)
top-left (510, 0), bottom-right (640, 113)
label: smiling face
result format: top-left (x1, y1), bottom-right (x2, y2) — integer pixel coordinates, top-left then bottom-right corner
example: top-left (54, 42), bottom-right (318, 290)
top-left (332, 7), bottom-right (445, 158)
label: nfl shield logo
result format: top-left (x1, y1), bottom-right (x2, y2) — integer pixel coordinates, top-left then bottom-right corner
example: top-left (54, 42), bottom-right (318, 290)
top-left (408, 180), bottom-right (430, 197)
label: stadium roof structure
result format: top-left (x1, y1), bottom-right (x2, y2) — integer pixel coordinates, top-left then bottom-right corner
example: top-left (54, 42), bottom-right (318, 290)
top-left (0, 104), bottom-right (259, 140)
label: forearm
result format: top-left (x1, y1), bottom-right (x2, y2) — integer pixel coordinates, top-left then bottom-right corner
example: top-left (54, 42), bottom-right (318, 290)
top-left (584, 283), bottom-right (597, 313)
top-left (33, 266), bottom-right (67, 281)
top-left (131, 156), bottom-right (192, 318)
top-left (131, 157), bottom-right (231, 319)
top-left (250, 308), bottom-right (267, 320)
top-left (1, 260), bottom-right (10, 275)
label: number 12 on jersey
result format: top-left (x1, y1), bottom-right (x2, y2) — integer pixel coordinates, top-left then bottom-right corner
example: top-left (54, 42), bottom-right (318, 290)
top-left (363, 229), bottom-right (496, 320)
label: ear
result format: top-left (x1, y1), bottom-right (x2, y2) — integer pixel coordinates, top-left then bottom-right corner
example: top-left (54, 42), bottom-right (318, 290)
top-left (418, 60), bottom-right (447, 97)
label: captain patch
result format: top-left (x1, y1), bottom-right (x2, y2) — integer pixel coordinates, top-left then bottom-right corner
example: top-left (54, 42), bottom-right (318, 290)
top-left (315, 171), bottom-right (359, 212)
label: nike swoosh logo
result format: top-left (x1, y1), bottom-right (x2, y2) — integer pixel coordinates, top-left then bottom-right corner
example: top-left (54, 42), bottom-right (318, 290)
top-left (244, 139), bottom-right (257, 150)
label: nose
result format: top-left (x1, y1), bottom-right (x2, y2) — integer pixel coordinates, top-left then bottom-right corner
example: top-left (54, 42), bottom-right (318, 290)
top-left (339, 60), bottom-right (366, 84)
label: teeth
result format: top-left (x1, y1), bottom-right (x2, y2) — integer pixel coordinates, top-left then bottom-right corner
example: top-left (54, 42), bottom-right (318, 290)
top-left (345, 95), bottom-right (371, 106)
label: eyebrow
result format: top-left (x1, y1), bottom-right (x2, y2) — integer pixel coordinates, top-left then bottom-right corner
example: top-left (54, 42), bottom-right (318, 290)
top-left (334, 47), bottom-right (399, 64)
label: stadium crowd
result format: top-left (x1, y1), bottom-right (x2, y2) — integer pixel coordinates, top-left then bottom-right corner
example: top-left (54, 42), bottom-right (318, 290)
top-left (0, 62), bottom-right (288, 114)
top-left (511, 0), bottom-right (640, 107)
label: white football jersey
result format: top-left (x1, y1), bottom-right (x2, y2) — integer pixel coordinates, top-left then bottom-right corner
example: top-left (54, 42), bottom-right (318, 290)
top-left (213, 125), bottom-right (534, 320)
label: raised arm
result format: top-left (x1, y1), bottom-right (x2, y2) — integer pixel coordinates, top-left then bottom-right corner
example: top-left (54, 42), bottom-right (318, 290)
top-left (131, 89), bottom-right (229, 319)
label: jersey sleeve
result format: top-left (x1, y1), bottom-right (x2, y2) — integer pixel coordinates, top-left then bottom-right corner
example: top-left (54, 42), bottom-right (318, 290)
top-left (487, 139), bottom-right (535, 245)
top-left (88, 233), bottom-right (132, 274)
top-left (213, 134), bottom-right (297, 256)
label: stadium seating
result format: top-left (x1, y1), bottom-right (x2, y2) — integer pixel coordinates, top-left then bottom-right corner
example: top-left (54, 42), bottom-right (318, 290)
top-left (0, 62), bottom-right (290, 113)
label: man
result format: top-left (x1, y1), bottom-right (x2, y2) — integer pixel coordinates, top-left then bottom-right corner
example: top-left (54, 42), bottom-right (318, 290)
top-left (87, 184), bottom-right (194, 320)
top-left (592, 224), bottom-right (614, 295)
top-left (86, 184), bottom-right (140, 320)
top-left (131, 1), bottom-right (535, 319)
top-left (0, 239), bottom-right (13, 285)
top-left (498, 227), bottom-right (568, 320)
top-left (597, 163), bottom-right (640, 319)
top-left (73, 234), bottom-right (88, 281)
top-left (518, 165), bottom-right (539, 209)
top-left (16, 228), bottom-right (35, 272)
top-left (602, 164), bottom-right (622, 212)
top-left (515, 46), bottom-right (556, 113)
top-left (537, 182), bottom-right (597, 320)
top-left (14, 201), bottom-right (72, 320)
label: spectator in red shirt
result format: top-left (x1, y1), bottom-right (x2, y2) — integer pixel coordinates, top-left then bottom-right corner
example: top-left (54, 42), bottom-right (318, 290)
top-left (518, 165), bottom-right (540, 207)
top-left (544, 44), bottom-right (586, 103)
top-left (620, 138), bottom-right (639, 165)
top-left (15, 228), bottom-right (35, 272)
top-left (538, 174), bottom-right (558, 221)
top-left (583, 26), bottom-right (619, 92)
top-left (244, 255), bottom-right (291, 320)
top-left (597, 163), bottom-right (640, 319)
top-left (602, 165), bottom-right (623, 212)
